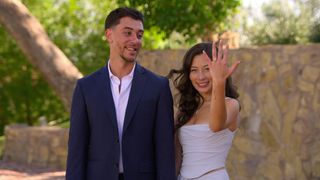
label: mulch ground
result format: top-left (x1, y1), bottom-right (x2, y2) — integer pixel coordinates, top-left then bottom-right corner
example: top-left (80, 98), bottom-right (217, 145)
top-left (0, 160), bottom-right (65, 180)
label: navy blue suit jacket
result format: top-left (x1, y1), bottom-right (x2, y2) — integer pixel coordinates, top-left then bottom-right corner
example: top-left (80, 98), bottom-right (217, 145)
top-left (66, 64), bottom-right (175, 180)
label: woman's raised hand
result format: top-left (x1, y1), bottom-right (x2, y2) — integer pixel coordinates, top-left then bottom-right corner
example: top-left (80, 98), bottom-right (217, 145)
top-left (203, 40), bottom-right (240, 81)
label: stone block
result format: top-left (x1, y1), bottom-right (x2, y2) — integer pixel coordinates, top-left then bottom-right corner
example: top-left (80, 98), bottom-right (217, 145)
top-left (302, 66), bottom-right (320, 83)
top-left (298, 78), bottom-right (315, 94)
top-left (3, 125), bottom-right (68, 170)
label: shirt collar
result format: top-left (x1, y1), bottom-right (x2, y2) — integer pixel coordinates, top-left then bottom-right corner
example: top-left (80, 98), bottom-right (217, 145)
top-left (107, 60), bottom-right (136, 79)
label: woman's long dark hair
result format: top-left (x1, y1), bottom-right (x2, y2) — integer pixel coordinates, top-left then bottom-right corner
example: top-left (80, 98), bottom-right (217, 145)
top-left (168, 42), bottom-right (239, 130)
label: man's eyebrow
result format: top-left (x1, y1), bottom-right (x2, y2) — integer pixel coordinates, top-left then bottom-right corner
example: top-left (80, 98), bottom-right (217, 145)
top-left (123, 27), bottom-right (133, 30)
top-left (123, 27), bottom-right (144, 33)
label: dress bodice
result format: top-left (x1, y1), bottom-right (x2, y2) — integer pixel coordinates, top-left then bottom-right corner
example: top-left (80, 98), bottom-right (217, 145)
top-left (178, 124), bottom-right (235, 179)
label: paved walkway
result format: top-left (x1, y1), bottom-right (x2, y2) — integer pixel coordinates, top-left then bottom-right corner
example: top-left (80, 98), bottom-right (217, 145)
top-left (0, 161), bottom-right (65, 180)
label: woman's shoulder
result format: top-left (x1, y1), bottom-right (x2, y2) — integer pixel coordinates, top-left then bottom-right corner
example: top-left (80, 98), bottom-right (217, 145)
top-left (225, 97), bottom-right (240, 112)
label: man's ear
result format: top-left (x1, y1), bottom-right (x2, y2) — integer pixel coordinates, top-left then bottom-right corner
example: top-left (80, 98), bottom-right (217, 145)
top-left (105, 28), bottom-right (113, 43)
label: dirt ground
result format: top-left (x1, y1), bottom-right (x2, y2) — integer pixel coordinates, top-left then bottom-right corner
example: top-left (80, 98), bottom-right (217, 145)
top-left (0, 160), bottom-right (65, 180)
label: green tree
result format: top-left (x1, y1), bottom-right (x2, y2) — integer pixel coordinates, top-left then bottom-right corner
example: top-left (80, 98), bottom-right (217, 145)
top-left (0, 0), bottom-right (117, 134)
top-left (30, 0), bottom-right (116, 74)
top-left (119, 0), bottom-right (241, 45)
top-left (244, 0), bottom-right (319, 45)
top-left (310, 21), bottom-right (320, 42)
top-left (0, 26), bottom-right (69, 133)
top-left (307, 0), bottom-right (320, 42)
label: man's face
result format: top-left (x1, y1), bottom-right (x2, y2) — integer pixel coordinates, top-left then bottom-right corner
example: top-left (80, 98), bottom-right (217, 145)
top-left (106, 17), bottom-right (144, 63)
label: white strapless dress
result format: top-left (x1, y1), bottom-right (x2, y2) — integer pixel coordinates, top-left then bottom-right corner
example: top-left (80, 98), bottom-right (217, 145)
top-left (178, 124), bottom-right (235, 180)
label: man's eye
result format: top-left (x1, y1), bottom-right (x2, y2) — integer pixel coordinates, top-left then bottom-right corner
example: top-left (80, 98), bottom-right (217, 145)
top-left (137, 34), bottom-right (143, 39)
top-left (124, 31), bottom-right (131, 36)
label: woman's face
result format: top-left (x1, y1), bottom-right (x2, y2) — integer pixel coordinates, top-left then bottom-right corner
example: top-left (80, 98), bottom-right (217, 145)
top-left (189, 54), bottom-right (212, 97)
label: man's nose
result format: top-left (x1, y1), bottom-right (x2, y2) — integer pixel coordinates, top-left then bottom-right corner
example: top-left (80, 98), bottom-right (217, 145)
top-left (130, 34), bottom-right (141, 44)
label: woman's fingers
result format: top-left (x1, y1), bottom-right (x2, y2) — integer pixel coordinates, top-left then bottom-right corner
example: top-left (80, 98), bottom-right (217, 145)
top-left (227, 61), bottom-right (241, 77)
top-left (212, 41), bottom-right (217, 62)
top-left (217, 40), bottom-right (223, 61)
top-left (222, 44), bottom-right (229, 65)
top-left (202, 50), bottom-right (213, 68)
top-left (206, 41), bottom-right (240, 77)
top-left (209, 40), bottom-right (240, 78)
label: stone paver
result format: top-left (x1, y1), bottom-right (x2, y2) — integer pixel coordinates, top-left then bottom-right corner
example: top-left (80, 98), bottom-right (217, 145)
top-left (0, 161), bottom-right (65, 180)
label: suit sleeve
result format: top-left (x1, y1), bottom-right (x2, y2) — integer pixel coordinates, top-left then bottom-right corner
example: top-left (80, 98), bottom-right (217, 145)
top-left (66, 80), bottom-right (89, 180)
top-left (155, 78), bottom-right (176, 180)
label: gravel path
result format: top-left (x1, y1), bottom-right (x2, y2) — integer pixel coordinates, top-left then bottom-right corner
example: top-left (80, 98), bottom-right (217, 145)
top-left (0, 160), bottom-right (65, 180)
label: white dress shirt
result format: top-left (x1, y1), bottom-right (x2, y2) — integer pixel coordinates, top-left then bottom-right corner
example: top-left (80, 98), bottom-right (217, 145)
top-left (107, 61), bottom-right (135, 173)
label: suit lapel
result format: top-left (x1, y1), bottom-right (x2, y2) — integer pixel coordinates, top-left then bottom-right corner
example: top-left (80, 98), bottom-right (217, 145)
top-left (98, 66), bottom-right (118, 130)
top-left (122, 64), bottom-right (146, 134)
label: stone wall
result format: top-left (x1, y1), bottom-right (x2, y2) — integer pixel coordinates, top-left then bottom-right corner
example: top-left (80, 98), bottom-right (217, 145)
top-left (2, 44), bottom-right (320, 179)
top-left (137, 44), bottom-right (320, 180)
top-left (3, 125), bottom-right (68, 169)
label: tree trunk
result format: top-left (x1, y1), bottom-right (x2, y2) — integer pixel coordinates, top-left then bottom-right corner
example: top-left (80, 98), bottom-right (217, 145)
top-left (0, 0), bottom-right (83, 111)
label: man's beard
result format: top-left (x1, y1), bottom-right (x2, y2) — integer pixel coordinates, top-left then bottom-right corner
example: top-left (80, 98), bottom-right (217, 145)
top-left (120, 54), bottom-right (136, 63)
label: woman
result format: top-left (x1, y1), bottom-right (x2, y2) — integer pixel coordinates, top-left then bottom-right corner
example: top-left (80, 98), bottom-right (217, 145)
top-left (168, 41), bottom-right (241, 180)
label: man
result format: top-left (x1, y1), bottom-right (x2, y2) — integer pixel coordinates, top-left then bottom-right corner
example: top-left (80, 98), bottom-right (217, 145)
top-left (66, 7), bottom-right (175, 180)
